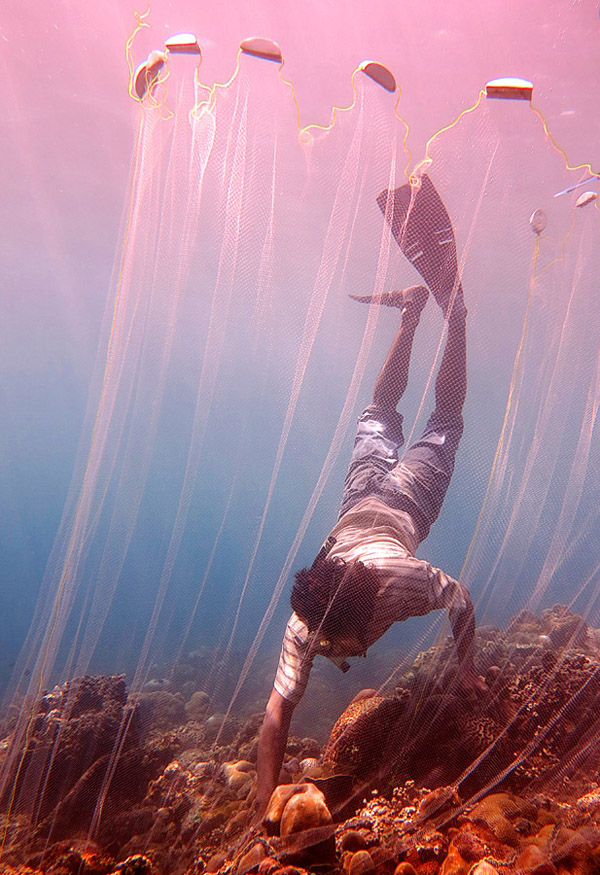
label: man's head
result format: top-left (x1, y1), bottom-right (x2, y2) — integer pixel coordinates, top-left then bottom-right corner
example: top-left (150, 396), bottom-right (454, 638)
top-left (290, 555), bottom-right (380, 654)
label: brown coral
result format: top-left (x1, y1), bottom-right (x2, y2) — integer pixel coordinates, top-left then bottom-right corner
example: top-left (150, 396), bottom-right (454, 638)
top-left (323, 691), bottom-right (407, 776)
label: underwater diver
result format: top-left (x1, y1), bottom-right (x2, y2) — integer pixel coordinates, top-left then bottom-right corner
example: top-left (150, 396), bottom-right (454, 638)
top-left (255, 175), bottom-right (487, 819)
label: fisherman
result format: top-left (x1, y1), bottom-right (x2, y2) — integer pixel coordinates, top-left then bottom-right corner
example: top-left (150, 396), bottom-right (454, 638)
top-left (255, 176), bottom-right (487, 818)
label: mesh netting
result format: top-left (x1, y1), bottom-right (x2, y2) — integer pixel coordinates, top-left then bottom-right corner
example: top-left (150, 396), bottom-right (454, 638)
top-left (2, 18), bottom-right (600, 875)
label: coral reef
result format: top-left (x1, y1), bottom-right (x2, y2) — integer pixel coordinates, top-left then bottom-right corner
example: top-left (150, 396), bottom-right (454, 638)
top-left (2, 606), bottom-right (600, 874)
top-left (317, 605), bottom-right (600, 802)
top-left (0, 675), bottom-right (178, 870)
top-left (1, 676), bottom-right (142, 830)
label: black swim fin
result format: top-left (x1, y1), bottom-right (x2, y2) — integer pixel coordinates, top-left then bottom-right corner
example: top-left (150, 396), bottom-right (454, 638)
top-left (377, 175), bottom-right (461, 315)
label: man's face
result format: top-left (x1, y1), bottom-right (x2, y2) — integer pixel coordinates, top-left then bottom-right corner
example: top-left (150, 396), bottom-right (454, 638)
top-left (317, 633), bottom-right (365, 658)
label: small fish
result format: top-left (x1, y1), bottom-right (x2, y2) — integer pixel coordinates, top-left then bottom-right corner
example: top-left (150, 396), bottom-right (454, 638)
top-left (415, 785), bottom-right (460, 823)
top-left (553, 175), bottom-right (599, 197)
top-left (143, 677), bottom-right (169, 690)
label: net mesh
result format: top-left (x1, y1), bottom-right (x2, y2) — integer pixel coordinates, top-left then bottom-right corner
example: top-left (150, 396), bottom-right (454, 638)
top-left (2, 27), bottom-right (600, 875)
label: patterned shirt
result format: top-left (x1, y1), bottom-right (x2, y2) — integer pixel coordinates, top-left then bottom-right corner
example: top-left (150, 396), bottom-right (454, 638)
top-left (273, 495), bottom-right (469, 704)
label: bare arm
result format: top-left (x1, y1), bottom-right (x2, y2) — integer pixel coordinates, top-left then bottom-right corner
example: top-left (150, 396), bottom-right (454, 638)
top-left (382, 554), bottom-right (487, 696)
top-left (448, 583), bottom-right (476, 667)
top-left (255, 688), bottom-right (296, 820)
top-left (448, 583), bottom-right (487, 695)
top-left (254, 613), bottom-right (314, 820)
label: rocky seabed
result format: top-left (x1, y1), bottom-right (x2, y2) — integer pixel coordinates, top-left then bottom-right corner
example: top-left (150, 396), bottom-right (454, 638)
top-left (1, 606), bottom-right (600, 875)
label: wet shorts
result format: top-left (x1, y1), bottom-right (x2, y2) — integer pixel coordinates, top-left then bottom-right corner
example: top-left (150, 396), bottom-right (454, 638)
top-left (338, 403), bottom-right (464, 542)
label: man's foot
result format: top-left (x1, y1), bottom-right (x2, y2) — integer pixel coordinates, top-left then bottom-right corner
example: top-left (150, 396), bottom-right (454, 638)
top-left (376, 175), bottom-right (462, 317)
top-left (349, 284), bottom-right (429, 316)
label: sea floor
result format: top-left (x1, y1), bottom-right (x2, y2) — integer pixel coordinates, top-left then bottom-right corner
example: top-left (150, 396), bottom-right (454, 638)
top-left (1, 605), bottom-right (600, 875)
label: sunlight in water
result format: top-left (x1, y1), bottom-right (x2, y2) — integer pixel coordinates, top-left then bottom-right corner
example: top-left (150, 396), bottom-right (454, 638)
top-left (1, 3), bottom-right (600, 871)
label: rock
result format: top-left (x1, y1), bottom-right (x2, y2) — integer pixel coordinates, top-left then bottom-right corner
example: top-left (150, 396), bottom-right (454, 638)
top-left (407, 825), bottom-right (447, 863)
top-left (514, 844), bottom-right (557, 874)
top-left (112, 855), bottom-right (153, 875)
top-left (47, 850), bottom-right (88, 874)
top-left (341, 850), bottom-right (355, 873)
top-left (41, 840), bottom-right (109, 875)
top-left (416, 786), bottom-right (460, 822)
top-left (440, 843), bottom-right (470, 875)
top-left (299, 738), bottom-right (321, 758)
top-left (577, 787), bottom-right (600, 813)
top-left (236, 843), bottom-right (266, 875)
top-left (450, 829), bottom-right (488, 863)
top-left (258, 857), bottom-right (280, 875)
top-left (206, 713), bottom-right (239, 745)
top-left (267, 776), bottom-right (348, 836)
top-left (223, 760), bottom-right (255, 797)
top-left (280, 758), bottom-right (300, 784)
top-left (394, 865), bottom-right (418, 875)
top-left (469, 863), bottom-right (499, 875)
top-left (205, 713), bottom-right (225, 739)
top-left (484, 665), bottom-right (502, 686)
top-left (528, 821), bottom-right (592, 874)
top-left (224, 808), bottom-right (252, 839)
top-left (279, 824), bottom-right (337, 869)
top-left (348, 850), bottom-right (375, 875)
top-left (265, 785), bottom-right (307, 834)
top-left (280, 784), bottom-right (332, 837)
top-left (535, 807), bottom-right (556, 827)
top-left (191, 760), bottom-right (223, 783)
top-left (298, 758), bottom-right (324, 779)
top-left (340, 830), bottom-right (369, 852)
top-left (353, 689), bottom-right (379, 701)
top-left (205, 851), bottom-right (228, 872)
top-left (185, 690), bottom-right (211, 722)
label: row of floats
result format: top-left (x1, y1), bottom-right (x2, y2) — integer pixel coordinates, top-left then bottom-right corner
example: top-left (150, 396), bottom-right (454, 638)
top-left (132, 31), bottom-right (597, 209)
top-left (134, 31), bottom-right (535, 104)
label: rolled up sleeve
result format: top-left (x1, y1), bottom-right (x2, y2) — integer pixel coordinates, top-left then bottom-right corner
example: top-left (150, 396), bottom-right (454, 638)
top-left (370, 554), bottom-right (469, 630)
top-left (273, 613), bottom-right (315, 704)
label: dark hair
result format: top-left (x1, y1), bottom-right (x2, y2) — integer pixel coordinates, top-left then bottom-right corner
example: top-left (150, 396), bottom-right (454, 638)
top-left (291, 556), bottom-right (380, 647)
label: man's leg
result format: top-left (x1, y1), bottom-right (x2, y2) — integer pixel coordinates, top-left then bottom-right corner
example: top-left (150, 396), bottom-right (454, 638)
top-left (384, 300), bottom-right (467, 543)
top-left (433, 299), bottom-right (467, 422)
top-left (338, 286), bottom-right (428, 521)
top-left (376, 175), bottom-right (468, 541)
top-left (371, 285), bottom-right (429, 410)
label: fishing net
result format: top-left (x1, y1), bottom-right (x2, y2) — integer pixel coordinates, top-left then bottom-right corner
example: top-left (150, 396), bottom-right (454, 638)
top-left (2, 8), bottom-right (600, 875)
